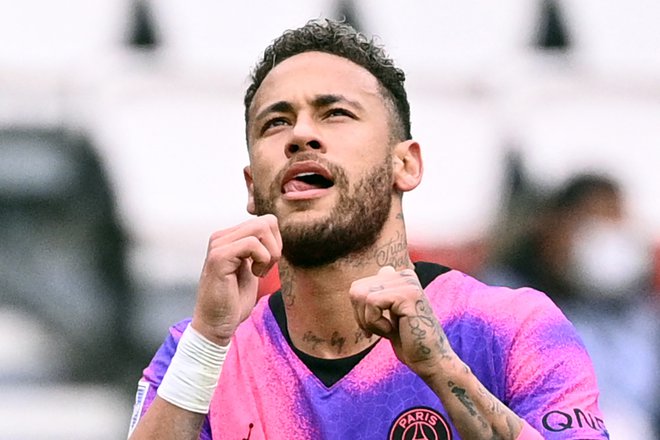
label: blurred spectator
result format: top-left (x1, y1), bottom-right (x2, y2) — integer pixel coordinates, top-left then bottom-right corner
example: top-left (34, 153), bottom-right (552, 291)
top-left (482, 172), bottom-right (659, 438)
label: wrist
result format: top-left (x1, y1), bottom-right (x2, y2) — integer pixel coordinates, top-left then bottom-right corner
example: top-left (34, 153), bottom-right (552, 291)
top-left (157, 324), bottom-right (230, 414)
top-left (190, 319), bottom-right (234, 347)
top-left (412, 349), bottom-right (462, 384)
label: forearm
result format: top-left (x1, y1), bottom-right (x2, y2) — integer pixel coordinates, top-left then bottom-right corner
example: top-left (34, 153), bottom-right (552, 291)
top-left (129, 397), bottom-right (205, 440)
top-left (422, 354), bottom-right (526, 440)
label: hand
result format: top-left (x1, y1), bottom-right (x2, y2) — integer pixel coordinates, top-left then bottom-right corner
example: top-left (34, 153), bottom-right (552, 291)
top-left (191, 214), bottom-right (282, 346)
top-left (349, 266), bottom-right (455, 378)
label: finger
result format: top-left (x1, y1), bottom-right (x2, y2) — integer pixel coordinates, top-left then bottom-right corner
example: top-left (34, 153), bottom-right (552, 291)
top-left (349, 280), bottom-right (371, 336)
top-left (376, 266), bottom-right (397, 277)
top-left (252, 215), bottom-right (282, 276)
top-left (237, 258), bottom-right (259, 306)
top-left (363, 301), bottom-right (396, 337)
top-left (261, 214), bottom-right (283, 251)
top-left (350, 267), bottom-right (393, 294)
top-left (212, 216), bottom-right (279, 252)
top-left (210, 218), bottom-right (281, 276)
top-left (367, 287), bottom-right (423, 320)
top-left (206, 235), bottom-right (272, 278)
top-left (207, 215), bottom-right (268, 242)
top-left (368, 315), bottom-right (395, 337)
top-left (364, 301), bottom-right (382, 325)
top-left (351, 301), bottom-right (371, 338)
top-left (362, 283), bottom-right (399, 337)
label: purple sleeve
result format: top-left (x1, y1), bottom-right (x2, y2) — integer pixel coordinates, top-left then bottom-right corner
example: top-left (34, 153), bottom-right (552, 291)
top-left (505, 290), bottom-right (609, 439)
top-left (129, 319), bottom-right (213, 439)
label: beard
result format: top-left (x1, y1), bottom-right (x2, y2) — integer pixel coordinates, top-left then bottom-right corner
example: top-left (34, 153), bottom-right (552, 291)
top-left (252, 155), bottom-right (393, 268)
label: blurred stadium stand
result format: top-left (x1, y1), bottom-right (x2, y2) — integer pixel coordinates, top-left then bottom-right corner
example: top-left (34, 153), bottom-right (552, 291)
top-left (0, 0), bottom-right (659, 438)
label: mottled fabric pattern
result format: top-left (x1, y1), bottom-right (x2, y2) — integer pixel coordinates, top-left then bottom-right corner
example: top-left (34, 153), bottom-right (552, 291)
top-left (138, 269), bottom-right (609, 439)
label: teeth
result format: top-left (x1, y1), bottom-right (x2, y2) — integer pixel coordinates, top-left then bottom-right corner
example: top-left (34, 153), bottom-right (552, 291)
top-left (295, 172), bottom-right (316, 178)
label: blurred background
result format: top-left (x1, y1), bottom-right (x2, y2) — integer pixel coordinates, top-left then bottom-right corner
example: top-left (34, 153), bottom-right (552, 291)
top-left (0, 0), bottom-right (658, 438)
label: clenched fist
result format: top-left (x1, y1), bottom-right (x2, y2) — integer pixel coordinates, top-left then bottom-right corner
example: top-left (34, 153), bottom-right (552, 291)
top-left (349, 266), bottom-right (456, 379)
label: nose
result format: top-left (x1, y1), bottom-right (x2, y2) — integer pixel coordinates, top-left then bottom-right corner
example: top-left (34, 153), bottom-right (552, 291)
top-left (285, 115), bottom-right (325, 157)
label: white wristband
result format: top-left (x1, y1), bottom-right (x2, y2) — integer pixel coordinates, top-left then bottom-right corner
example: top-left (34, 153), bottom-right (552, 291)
top-left (157, 324), bottom-right (230, 414)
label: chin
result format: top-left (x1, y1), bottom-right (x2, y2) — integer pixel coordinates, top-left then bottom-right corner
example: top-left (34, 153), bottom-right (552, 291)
top-left (277, 196), bottom-right (335, 219)
top-left (279, 209), bottom-right (331, 229)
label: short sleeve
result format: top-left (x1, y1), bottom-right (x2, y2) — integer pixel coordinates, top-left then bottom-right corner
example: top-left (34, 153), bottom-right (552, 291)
top-left (505, 290), bottom-right (609, 439)
top-left (128, 319), bottom-right (213, 440)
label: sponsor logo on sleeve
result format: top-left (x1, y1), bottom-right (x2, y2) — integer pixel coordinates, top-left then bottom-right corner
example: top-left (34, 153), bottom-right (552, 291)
top-left (389, 406), bottom-right (452, 440)
top-left (542, 408), bottom-right (607, 433)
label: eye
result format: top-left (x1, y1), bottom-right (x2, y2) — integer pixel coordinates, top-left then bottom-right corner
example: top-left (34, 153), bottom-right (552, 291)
top-left (325, 108), bottom-right (355, 119)
top-left (261, 117), bottom-right (290, 134)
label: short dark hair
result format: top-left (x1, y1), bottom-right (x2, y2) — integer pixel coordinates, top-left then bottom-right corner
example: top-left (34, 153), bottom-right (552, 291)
top-left (244, 19), bottom-right (411, 142)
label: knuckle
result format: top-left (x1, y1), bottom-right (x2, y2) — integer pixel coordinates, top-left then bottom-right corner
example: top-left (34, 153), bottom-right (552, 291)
top-left (206, 247), bottom-right (228, 264)
top-left (264, 213), bottom-right (278, 226)
top-left (270, 244), bottom-right (282, 259)
top-left (245, 235), bottom-right (261, 246)
top-left (258, 214), bottom-right (277, 230)
top-left (208, 231), bottom-right (223, 247)
top-left (348, 288), bottom-right (364, 304)
top-left (400, 268), bottom-right (416, 276)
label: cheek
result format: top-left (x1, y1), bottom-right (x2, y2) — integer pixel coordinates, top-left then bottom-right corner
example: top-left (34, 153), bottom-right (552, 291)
top-left (249, 148), bottom-right (273, 174)
top-left (251, 170), bottom-right (271, 194)
top-left (347, 148), bottom-right (390, 176)
top-left (250, 161), bottom-right (281, 196)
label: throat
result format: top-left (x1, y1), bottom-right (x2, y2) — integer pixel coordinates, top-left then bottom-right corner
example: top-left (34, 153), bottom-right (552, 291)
top-left (293, 341), bottom-right (378, 387)
top-left (268, 291), bottom-right (378, 387)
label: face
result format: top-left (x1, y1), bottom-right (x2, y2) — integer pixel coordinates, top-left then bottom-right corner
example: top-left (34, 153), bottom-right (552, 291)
top-left (244, 51), bottom-right (397, 267)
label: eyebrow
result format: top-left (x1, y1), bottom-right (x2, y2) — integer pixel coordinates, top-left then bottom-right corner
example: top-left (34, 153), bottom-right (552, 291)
top-left (254, 94), bottom-right (364, 123)
top-left (254, 101), bottom-right (294, 123)
top-left (311, 94), bottom-right (364, 111)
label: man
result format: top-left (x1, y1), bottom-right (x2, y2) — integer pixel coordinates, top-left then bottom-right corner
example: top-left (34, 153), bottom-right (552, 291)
top-left (128, 19), bottom-right (609, 439)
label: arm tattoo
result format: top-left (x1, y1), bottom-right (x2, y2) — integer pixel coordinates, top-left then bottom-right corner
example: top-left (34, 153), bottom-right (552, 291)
top-left (409, 299), bottom-right (453, 360)
top-left (408, 300), bottom-right (436, 358)
top-left (448, 381), bottom-right (489, 430)
top-left (478, 385), bottom-right (504, 415)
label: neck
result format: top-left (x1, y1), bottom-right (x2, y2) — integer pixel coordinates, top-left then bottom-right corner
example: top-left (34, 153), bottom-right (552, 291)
top-left (279, 211), bottom-right (413, 359)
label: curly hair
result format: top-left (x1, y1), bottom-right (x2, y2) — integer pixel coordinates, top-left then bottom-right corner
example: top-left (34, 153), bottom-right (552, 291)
top-left (244, 19), bottom-right (411, 142)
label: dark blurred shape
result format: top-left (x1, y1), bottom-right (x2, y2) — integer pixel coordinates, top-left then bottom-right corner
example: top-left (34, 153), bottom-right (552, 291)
top-left (488, 172), bottom-right (652, 307)
top-left (482, 169), bottom-right (658, 438)
top-left (0, 128), bottom-right (136, 384)
top-left (486, 148), bottom-right (548, 286)
top-left (127, 0), bottom-right (159, 49)
top-left (535, 0), bottom-right (572, 50)
top-left (334, 0), bottom-right (365, 34)
top-left (504, 149), bottom-right (527, 202)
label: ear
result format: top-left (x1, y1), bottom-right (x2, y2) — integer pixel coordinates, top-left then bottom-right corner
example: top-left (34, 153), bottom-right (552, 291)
top-left (244, 166), bottom-right (256, 214)
top-left (392, 140), bottom-right (423, 192)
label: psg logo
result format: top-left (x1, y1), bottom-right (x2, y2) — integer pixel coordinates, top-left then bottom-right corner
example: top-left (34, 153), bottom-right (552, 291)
top-left (388, 407), bottom-right (452, 440)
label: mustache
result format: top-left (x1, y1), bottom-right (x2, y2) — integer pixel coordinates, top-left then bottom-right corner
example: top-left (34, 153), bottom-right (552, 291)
top-left (270, 153), bottom-right (348, 194)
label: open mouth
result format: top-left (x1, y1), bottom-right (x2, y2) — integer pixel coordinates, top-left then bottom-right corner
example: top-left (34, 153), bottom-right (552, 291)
top-left (287, 172), bottom-right (333, 191)
top-left (281, 161), bottom-right (335, 195)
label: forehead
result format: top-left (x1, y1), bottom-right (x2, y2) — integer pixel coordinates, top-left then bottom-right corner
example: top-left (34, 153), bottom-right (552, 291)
top-left (249, 51), bottom-right (385, 119)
